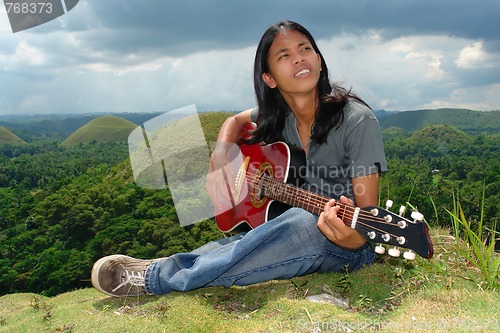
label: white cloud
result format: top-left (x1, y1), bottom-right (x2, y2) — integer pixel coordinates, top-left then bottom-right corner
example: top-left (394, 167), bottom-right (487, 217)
top-left (19, 94), bottom-right (50, 113)
top-left (455, 41), bottom-right (490, 69)
top-left (318, 33), bottom-right (500, 111)
top-left (81, 58), bottom-right (165, 76)
top-left (0, 40), bottom-right (47, 69)
top-left (417, 84), bottom-right (500, 111)
top-left (404, 51), bottom-right (445, 80)
top-left (0, 45), bottom-right (256, 115)
top-left (448, 83), bottom-right (500, 110)
top-left (16, 41), bottom-right (46, 65)
top-left (161, 46), bottom-right (256, 111)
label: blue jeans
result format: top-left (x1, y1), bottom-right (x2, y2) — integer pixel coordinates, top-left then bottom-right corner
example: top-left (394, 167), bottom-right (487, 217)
top-left (145, 208), bottom-right (375, 294)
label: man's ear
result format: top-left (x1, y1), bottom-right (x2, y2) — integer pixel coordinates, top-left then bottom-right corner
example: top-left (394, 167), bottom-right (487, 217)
top-left (262, 73), bottom-right (277, 89)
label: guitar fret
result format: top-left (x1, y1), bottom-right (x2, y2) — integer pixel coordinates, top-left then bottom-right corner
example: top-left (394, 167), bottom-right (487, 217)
top-left (265, 176), bottom-right (359, 222)
top-left (291, 185), bottom-right (298, 207)
top-left (265, 178), bottom-right (327, 216)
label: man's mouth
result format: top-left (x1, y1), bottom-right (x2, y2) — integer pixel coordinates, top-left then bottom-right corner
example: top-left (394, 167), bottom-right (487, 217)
top-left (294, 69), bottom-right (310, 78)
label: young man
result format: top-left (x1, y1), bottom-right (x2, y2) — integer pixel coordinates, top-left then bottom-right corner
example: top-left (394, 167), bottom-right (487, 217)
top-left (91, 20), bottom-right (387, 297)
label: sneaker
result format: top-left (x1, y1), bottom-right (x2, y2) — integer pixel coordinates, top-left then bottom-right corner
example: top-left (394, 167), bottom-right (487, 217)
top-left (91, 255), bottom-right (153, 297)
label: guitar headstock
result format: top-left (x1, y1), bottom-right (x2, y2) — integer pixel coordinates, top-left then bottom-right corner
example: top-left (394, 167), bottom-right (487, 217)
top-left (357, 200), bottom-right (434, 259)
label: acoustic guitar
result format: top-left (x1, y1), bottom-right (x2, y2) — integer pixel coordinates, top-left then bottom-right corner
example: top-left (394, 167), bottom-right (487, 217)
top-left (214, 142), bottom-right (433, 259)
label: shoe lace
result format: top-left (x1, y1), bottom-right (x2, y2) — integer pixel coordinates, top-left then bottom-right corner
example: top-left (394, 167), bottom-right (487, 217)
top-left (112, 270), bottom-right (146, 292)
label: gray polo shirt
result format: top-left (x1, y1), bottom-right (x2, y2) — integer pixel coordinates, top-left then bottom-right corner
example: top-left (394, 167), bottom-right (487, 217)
top-left (251, 101), bottom-right (387, 201)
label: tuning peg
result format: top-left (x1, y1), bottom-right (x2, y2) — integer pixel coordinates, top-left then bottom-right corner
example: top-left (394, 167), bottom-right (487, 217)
top-left (411, 211), bottom-right (424, 222)
top-left (403, 250), bottom-right (416, 260)
top-left (399, 205), bottom-right (406, 216)
top-left (385, 200), bottom-right (393, 210)
top-left (374, 244), bottom-right (386, 254)
top-left (388, 247), bottom-right (401, 257)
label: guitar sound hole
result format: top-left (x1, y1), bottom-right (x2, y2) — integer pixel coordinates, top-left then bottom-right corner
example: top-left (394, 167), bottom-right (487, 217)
top-left (254, 172), bottom-right (269, 200)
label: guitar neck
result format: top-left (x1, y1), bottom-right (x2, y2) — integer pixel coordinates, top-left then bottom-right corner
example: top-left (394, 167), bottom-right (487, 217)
top-left (260, 173), bottom-right (434, 259)
top-left (261, 174), bottom-right (349, 218)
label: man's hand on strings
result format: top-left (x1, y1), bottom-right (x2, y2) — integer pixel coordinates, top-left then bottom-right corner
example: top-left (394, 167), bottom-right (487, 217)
top-left (317, 196), bottom-right (367, 250)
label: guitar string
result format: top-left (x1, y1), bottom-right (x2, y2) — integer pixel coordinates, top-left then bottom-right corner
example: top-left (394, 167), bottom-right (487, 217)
top-left (248, 172), bottom-right (405, 238)
top-left (240, 171), bottom-right (396, 227)
top-left (239, 171), bottom-right (330, 215)
top-left (254, 172), bottom-right (390, 223)
top-left (263, 176), bottom-right (403, 234)
top-left (247, 171), bottom-right (361, 219)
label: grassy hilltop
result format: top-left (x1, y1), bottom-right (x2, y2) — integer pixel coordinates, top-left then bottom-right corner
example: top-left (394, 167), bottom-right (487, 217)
top-left (0, 126), bottom-right (26, 145)
top-left (0, 227), bottom-right (499, 332)
top-left (0, 109), bottom-right (498, 332)
top-left (61, 116), bottom-right (137, 147)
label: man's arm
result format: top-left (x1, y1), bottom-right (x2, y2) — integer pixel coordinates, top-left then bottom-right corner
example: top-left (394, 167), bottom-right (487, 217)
top-left (206, 109), bottom-right (253, 206)
top-left (352, 173), bottom-right (379, 207)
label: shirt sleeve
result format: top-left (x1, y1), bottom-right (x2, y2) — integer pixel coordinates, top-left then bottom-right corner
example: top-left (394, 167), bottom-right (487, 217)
top-left (250, 106), bottom-right (259, 122)
top-left (345, 105), bottom-right (388, 178)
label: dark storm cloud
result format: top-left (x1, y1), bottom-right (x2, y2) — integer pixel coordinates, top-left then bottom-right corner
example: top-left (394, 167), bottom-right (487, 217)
top-left (0, 0), bottom-right (499, 114)
top-left (76, 0), bottom-right (500, 56)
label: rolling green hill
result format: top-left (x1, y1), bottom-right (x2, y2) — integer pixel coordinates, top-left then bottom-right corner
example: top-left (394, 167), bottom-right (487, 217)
top-left (409, 124), bottom-right (473, 148)
top-left (0, 126), bottom-right (26, 146)
top-left (378, 108), bottom-right (499, 134)
top-left (61, 116), bottom-right (137, 147)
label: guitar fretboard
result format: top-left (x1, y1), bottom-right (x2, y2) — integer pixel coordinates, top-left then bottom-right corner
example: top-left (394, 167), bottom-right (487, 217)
top-left (260, 174), bottom-right (350, 219)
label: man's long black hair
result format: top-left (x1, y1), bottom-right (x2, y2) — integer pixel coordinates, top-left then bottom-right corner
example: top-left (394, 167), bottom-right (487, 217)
top-left (247, 20), bottom-right (369, 146)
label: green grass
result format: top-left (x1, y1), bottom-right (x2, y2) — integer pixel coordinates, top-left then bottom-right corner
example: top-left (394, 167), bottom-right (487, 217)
top-left (0, 126), bottom-right (26, 145)
top-left (1, 228), bottom-right (499, 332)
top-left (446, 186), bottom-right (500, 290)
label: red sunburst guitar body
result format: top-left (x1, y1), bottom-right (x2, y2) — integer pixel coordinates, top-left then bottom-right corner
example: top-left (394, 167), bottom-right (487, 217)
top-left (214, 142), bottom-right (305, 233)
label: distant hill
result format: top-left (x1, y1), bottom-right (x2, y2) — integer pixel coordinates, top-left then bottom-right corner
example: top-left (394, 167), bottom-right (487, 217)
top-left (0, 126), bottom-right (27, 145)
top-left (378, 108), bottom-right (499, 134)
top-left (409, 124), bottom-right (473, 149)
top-left (0, 112), bottom-right (164, 141)
top-left (373, 109), bottom-right (396, 119)
top-left (61, 116), bottom-right (137, 147)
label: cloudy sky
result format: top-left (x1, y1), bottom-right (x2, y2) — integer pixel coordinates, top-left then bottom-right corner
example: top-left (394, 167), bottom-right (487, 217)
top-left (0, 0), bottom-right (499, 116)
